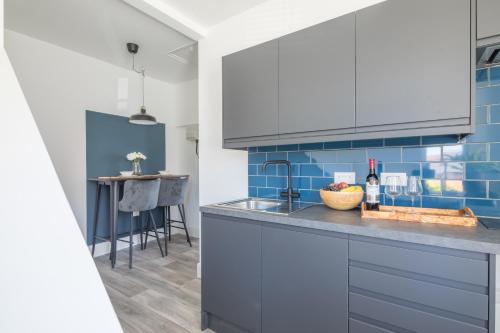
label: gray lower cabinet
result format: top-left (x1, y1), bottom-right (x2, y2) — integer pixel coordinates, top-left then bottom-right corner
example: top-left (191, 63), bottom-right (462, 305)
top-left (477, 0), bottom-right (500, 40)
top-left (201, 214), bottom-right (262, 333)
top-left (355, 0), bottom-right (471, 130)
top-left (348, 236), bottom-right (493, 333)
top-left (261, 226), bottom-right (348, 333)
top-left (222, 40), bottom-right (278, 141)
top-left (278, 13), bottom-right (355, 135)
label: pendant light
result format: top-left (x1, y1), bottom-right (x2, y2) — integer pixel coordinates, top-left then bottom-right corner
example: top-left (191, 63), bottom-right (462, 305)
top-left (127, 42), bottom-right (157, 125)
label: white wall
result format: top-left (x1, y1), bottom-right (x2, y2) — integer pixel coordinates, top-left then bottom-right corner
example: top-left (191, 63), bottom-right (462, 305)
top-left (0, 0), bottom-right (122, 330)
top-left (5, 29), bottom-right (200, 240)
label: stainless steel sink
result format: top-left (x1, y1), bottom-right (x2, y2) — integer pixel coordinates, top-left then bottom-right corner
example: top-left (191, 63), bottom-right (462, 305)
top-left (216, 198), bottom-right (312, 215)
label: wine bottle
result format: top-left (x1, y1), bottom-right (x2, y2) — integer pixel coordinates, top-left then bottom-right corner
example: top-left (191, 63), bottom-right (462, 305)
top-left (366, 158), bottom-right (380, 210)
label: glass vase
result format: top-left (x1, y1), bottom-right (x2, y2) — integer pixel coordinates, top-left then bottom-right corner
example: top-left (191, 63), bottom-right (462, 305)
top-left (132, 159), bottom-right (142, 176)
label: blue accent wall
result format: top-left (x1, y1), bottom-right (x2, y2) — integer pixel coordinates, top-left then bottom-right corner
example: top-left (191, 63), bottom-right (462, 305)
top-left (248, 65), bottom-right (500, 218)
top-left (86, 110), bottom-right (166, 244)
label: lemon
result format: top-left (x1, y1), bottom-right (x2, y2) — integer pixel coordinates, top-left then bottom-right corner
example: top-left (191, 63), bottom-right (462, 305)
top-left (341, 186), bottom-right (363, 192)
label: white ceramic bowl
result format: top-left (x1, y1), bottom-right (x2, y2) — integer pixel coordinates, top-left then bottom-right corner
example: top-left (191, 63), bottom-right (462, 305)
top-left (120, 171), bottom-right (133, 176)
top-left (159, 170), bottom-right (170, 175)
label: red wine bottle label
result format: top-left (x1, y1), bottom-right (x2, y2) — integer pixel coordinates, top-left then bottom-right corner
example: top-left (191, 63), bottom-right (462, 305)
top-left (366, 183), bottom-right (380, 203)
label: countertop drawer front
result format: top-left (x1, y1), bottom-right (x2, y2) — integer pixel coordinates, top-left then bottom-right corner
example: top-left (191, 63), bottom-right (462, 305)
top-left (348, 238), bottom-right (490, 332)
top-left (349, 239), bottom-right (489, 287)
top-left (349, 293), bottom-right (487, 333)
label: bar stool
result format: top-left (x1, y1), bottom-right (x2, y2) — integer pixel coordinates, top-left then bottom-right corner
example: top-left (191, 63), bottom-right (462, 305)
top-left (118, 179), bottom-right (163, 268)
top-left (156, 175), bottom-right (191, 253)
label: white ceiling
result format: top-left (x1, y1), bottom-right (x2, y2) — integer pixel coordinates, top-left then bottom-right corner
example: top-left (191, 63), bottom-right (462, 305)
top-left (5, 0), bottom-right (198, 83)
top-left (156, 0), bottom-right (270, 28)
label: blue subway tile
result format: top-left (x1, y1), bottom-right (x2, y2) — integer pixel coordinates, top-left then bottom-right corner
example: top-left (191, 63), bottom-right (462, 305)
top-left (466, 162), bottom-right (500, 180)
top-left (258, 164), bottom-right (276, 176)
top-left (248, 165), bottom-right (257, 176)
top-left (311, 177), bottom-right (331, 190)
top-left (422, 196), bottom-right (464, 210)
top-left (491, 143), bottom-right (500, 161)
top-left (467, 124), bottom-right (500, 143)
top-left (300, 164), bottom-right (323, 177)
top-left (352, 139), bottom-right (383, 148)
top-left (353, 163), bottom-right (372, 184)
top-left (249, 153), bottom-right (267, 164)
top-left (257, 145), bottom-right (277, 152)
top-left (267, 152), bottom-right (287, 161)
top-left (443, 180), bottom-right (487, 198)
top-left (248, 147), bottom-right (258, 153)
top-left (476, 68), bottom-right (488, 87)
top-left (337, 149), bottom-right (366, 163)
top-left (384, 163), bottom-right (420, 176)
top-left (477, 86), bottom-right (500, 106)
top-left (299, 142), bottom-right (324, 151)
top-left (422, 162), bottom-right (464, 180)
top-left (248, 186), bottom-right (257, 197)
top-left (403, 146), bottom-right (441, 162)
top-left (394, 196), bottom-right (422, 208)
top-left (422, 135), bottom-right (457, 145)
top-left (442, 144), bottom-right (487, 161)
top-left (324, 141), bottom-right (351, 149)
top-left (490, 181), bottom-right (500, 199)
top-left (277, 164), bottom-right (299, 177)
top-left (277, 144), bottom-right (299, 152)
top-left (249, 176), bottom-right (267, 187)
top-left (292, 177), bottom-right (311, 190)
top-left (476, 106), bottom-right (488, 124)
top-left (384, 136), bottom-right (420, 147)
top-left (299, 190), bottom-right (321, 203)
top-left (466, 199), bottom-right (500, 218)
top-left (267, 176), bottom-right (287, 188)
top-left (422, 179), bottom-right (442, 196)
top-left (323, 164), bottom-right (353, 177)
top-left (367, 148), bottom-right (402, 163)
top-left (491, 66), bottom-right (500, 85)
top-left (288, 151), bottom-right (311, 163)
top-left (311, 151), bottom-right (337, 163)
top-left (257, 187), bottom-right (278, 199)
top-left (491, 105), bottom-right (500, 123)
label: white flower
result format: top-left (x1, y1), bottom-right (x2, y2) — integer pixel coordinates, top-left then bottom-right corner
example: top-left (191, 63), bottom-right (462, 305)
top-left (126, 152), bottom-right (147, 161)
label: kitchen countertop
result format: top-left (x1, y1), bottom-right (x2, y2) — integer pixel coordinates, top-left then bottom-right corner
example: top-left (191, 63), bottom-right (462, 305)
top-left (201, 203), bottom-right (500, 254)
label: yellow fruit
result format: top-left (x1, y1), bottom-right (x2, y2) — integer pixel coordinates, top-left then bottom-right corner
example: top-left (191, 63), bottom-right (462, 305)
top-left (341, 186), bottom-right (363, 192)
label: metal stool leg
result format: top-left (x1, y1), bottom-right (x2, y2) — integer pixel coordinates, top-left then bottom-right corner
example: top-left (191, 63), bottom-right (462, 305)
top-left (129, 215), bottom-right (134, 269)
top-left (139, 214), bottom-right (144, 250)
top-left (168, 206), bottom-right (172, 241)
top-left (91, 183), bottom-right (102, 256)
top-left (163, 206), bottom-right (168, 256)
top-left (144, 213), bottom-right (150, 249)
top-left (179, 204), bottom-right (192, 247)
top-left (149, 211), bottom-right (165, 257)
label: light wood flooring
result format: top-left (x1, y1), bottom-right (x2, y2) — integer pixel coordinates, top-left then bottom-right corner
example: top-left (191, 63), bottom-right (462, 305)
top-left (94, 234), bottom-right (213, 333)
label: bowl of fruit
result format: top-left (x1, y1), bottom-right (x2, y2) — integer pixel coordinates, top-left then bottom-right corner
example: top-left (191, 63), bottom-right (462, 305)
top-left (320, 182), bottom-right (364, 211)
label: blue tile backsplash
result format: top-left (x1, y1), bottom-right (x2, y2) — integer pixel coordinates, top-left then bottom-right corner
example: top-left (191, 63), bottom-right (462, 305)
top-left (247, 65), bottom-right (500, 218)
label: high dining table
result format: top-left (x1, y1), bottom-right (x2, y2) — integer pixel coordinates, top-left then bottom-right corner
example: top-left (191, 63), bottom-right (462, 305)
top-left (89, 174), bottom-right (188, 268)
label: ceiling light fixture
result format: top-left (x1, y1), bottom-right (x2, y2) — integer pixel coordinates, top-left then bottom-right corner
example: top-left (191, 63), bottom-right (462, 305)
top-left (127, 42), bottom-right (157, 125)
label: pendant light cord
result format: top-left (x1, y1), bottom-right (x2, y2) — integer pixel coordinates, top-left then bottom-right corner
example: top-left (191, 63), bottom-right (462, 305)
top-left (132, 53), bottom-right (146, 109)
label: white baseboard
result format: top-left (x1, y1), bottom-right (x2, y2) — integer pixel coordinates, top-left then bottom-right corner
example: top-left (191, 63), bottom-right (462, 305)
top-left (89, 227), bottom-right (181, 257)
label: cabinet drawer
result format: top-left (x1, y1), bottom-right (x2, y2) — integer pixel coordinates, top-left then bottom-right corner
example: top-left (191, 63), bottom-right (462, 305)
top-left (349, 319), bottom-right (394, 333)
top-left (349, 292), bottom-right (487, 333)
top-left (349, 266), bottom-right (488, 320)
top-left (349, 239), bottom-right (488, 287)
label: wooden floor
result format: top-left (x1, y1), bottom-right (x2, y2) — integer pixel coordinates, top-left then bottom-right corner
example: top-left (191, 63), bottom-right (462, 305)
top-left (95, 234), bottom-right (213, 333)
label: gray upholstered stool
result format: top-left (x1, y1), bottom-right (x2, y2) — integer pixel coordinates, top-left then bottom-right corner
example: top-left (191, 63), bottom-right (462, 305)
top-left (156, 175), bottom-right (191, 253)
top-left (118, 179), bottom-right (163, 268)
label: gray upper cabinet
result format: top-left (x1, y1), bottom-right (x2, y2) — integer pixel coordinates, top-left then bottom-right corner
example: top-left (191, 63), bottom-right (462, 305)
top-left (356, 0), bottom-right (471, 130)
top-left (262, 226), bottom-right (348, 333)
top-left (278, 14), bottom-right (355, 135)
top-left (223, 40), bottom-right (279, 140)
top-left (477, 0), bottom-right (500, 40)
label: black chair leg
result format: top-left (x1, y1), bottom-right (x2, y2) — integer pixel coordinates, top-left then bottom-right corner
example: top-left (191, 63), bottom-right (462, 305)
top-left (179, 204), bottom-right (192, 247)
top-left (139, 214), bottom-right (144, 250)
top-left (129, 215), bottom-right (134, 269)
top-left (149, 211), bottom-right (165, 257)
top-left (91, 183), bottom-right (101, 256)
top-left (163, 206), bottom-right (168, 256)
top-left (144, 213), bottom-right (150, 248)
top-left (168, 206), bottom-right (172, 241)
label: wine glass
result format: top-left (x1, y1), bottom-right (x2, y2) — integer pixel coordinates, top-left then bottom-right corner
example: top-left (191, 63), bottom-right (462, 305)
top-left (385, 176), bottom-right (402, 212)
top-left (405, 176), bottom-right (423, 213)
